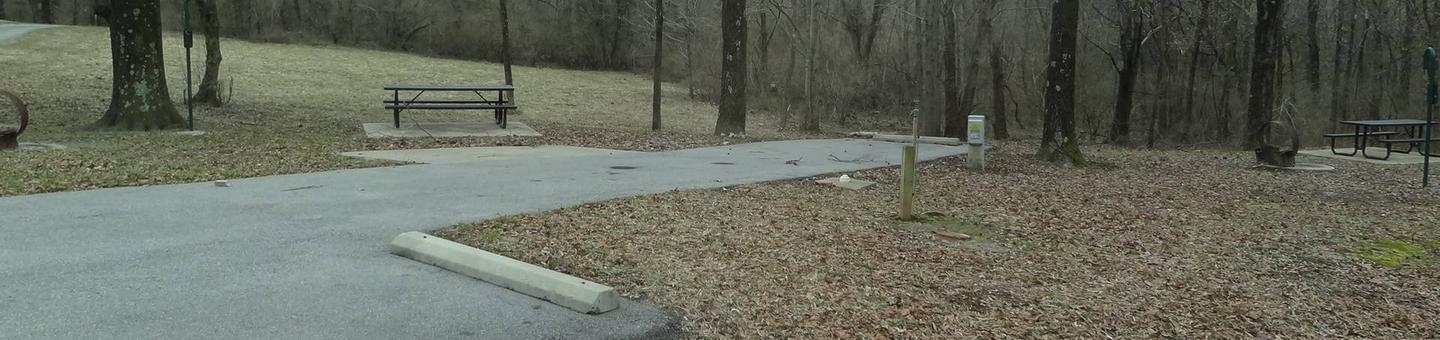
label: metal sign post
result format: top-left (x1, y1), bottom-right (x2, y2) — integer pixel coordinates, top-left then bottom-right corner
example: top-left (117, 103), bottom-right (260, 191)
top-left (182, 0), bottom-right (195, 131)
top-left (1424, 47), bottom-right (1436, 188)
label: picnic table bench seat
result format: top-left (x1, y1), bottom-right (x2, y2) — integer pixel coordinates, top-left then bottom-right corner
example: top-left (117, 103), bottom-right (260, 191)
top-left (383, 103), bottom-right (517, 110)
top-left (1378, 136), bottom-right (1440, 157)
top-left (1324, 131), bottom-right (1399, 138)
top-left (1325, 131), bottom-right (1399, 156)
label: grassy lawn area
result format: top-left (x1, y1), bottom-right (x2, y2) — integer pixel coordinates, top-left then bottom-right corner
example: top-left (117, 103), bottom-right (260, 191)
top-left (0, 25), bottom-right (811, 196)
top-left (438, 144), bottom-right (1440, 338)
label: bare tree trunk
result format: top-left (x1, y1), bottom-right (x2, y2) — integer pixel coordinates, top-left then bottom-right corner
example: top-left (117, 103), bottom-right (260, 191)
top-left (782, 22), bottom-right (796, 128)
top-left (862, 0), bottom-right (886, 63)
top-left (842, 0), bottom-right (887, 64)
top-left (917, 0), bottom-right (944, 137)
top-left (97, 0), bottom-right (183, 130)
top-left (990, 8), bottom-right (1009, 140)
top-left (651, 0), bottom-right (663, 131)
top-left (333, 0), bottom-right (353, 44)
top-left (802, 0), bottom-right (819, 131)
top-left (947, 0), bottom-right (993, 138)
top-left (753, 12), bottom-right (772, 99)
top-left (1108, 0), bottom-right (1144, 145)
top-left (1304, 0), bottom-right (1321, 92)
top-left (500, 0), bottom-right (517, 112)
top-left (1355, 7), bottom-right (1376, 120)
top-left (716, 0), bottom-right (748, 135)
top-left (1148, 3), bottom-right (1174, 147)
top-left (686, 22), bottom-right (696, 99)
top-left (941, 4), bottom-right (959, 138)
top-left (1363, 10), bottom-right (1384, 119)
top-left (191, 0), bottom-right (224, 107)
top-left (38, 0), bottom-right (54, 23)
top-left (1146, 50), bottom-right (1163, 149)
top-left (1249, 0), bottom-right (1290, 166)
top-left (1039, 0), bottom-right (1083, 165)
top-left (231, 0), bottom-right (250, 35)
top-left (500, 0), bottom-right (513, 86)
top-left (1328, 1), bottom-right (1352, 129)
top-left (1396, 2), bottom-right (1418, 115)
top-left (278, 0), bottom-right (293, 31)
top-left (1182, 0), bottom-right (1211, 141)
top-left (0, 1), bottom-right (7, 20)
top-left (612, 0), bottom-right (635, 68)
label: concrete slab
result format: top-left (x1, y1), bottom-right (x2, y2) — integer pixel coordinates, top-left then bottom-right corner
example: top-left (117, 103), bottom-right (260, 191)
top-left (363, 121), bottom-right (542, 138)
top-left (17, 142), bottom-right (65, 150)
top-left (0, 23), bottom-right (59, 45)
top-left (341, 145), bottom-right (635, 164)
top-left (1299, 148), bottom-right (1434, 165)
top-left (390, 232), bottom-right (620, 314)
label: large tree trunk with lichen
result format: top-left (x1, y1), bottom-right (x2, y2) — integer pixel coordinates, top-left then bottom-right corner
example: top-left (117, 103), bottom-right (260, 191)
top-left (1039, 0), bottom-right (1083, 165)
top-left (1248, 0), bottom-right (1292, 166)
top-left (715, 0), bottom-right (747, 135)
top-left (96, 0), bottom-right (184, 130)
top-left (191, 0), bottom-right (224, 107)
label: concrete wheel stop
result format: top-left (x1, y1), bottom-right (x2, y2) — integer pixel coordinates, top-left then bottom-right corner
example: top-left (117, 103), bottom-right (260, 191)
top-left (389, 231), bottom-right (620, 314)
top-left (15, 142), bottom-right (65, 150)
top-left (1258, 162), bottom-right (1336, 172)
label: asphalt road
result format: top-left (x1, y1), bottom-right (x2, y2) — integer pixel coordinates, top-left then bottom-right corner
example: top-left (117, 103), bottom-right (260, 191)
top-left (0, 139), bottom-right (964, 339)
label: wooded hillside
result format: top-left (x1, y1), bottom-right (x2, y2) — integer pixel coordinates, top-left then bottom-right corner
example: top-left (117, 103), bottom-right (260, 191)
top-left (3, 0), bottom-right (1434, 147)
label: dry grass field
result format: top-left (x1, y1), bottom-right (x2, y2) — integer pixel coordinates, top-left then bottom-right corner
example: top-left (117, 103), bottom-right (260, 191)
top-left (0, 25), bottom-right (809, 196)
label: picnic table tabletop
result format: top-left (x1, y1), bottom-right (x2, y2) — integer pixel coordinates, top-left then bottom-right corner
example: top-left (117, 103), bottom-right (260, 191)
top-left (1340, 119), bottom-right (1436, 126)
top-left (384, 84), bottom-right (515, 91)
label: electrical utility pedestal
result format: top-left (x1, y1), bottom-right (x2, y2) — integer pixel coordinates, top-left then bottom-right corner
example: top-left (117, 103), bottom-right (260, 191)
top-left (967, 115), bottom-right (986, 171)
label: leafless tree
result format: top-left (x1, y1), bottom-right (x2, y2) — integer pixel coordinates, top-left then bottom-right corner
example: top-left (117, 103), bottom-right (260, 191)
top-left (715, 0), bottom-right (747, 135)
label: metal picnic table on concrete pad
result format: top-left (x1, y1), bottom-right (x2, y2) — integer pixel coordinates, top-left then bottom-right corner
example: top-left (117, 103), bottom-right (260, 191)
top-left (1333, 119), bottom-right (1439, 160)
top-left (383, 84), bottom-right (516, 129)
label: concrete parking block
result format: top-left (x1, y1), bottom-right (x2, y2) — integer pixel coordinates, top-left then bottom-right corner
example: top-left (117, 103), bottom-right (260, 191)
top-left (389, 231), bottom-right (620, 314)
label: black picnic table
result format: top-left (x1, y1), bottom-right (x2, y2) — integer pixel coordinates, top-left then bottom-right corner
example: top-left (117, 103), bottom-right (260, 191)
top-left (1337, 119), bottom-right (1438, 160)
top-left (383, 84), bottom-right (516, 129)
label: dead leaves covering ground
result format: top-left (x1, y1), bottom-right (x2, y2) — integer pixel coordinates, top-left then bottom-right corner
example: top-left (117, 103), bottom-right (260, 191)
top-left (438, 142), bottom-right (1440, 339)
